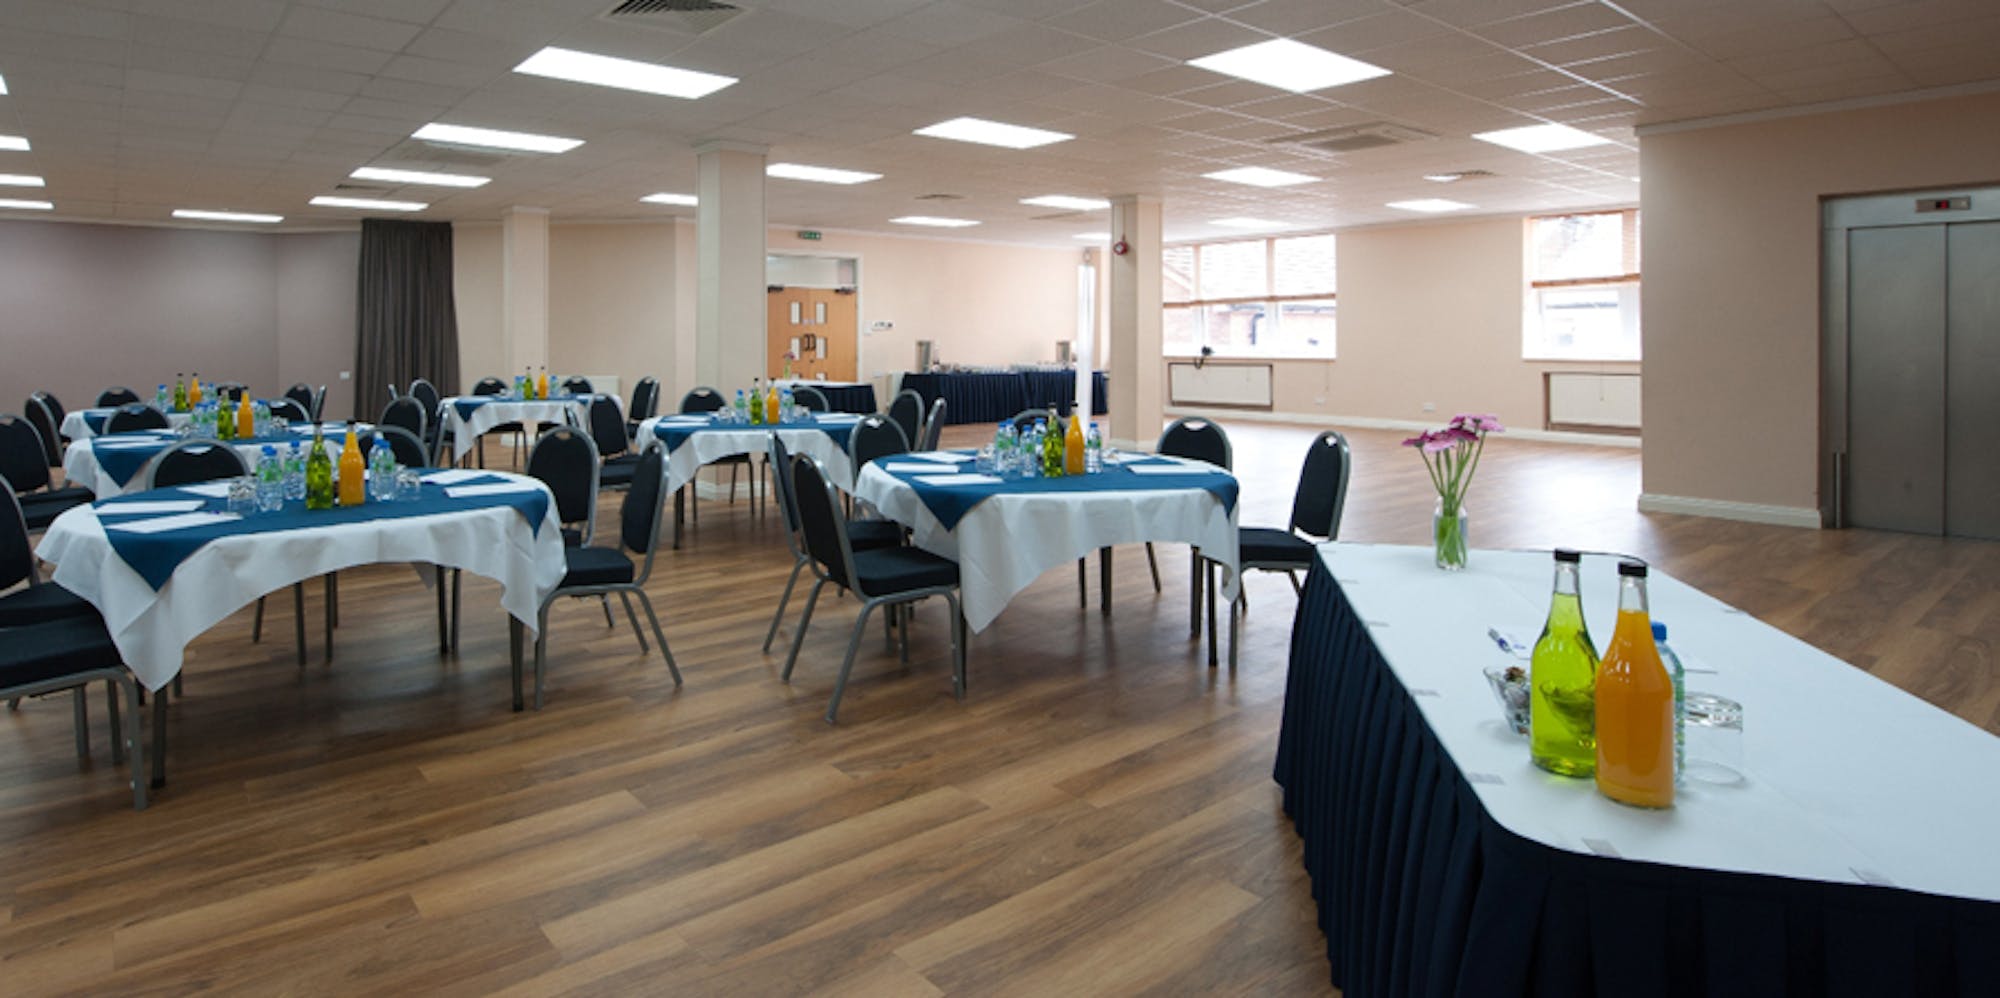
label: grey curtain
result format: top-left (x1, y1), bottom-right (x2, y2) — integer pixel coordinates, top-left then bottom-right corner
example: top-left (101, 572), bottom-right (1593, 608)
top-left (355, 219), bottom-right (459, 418)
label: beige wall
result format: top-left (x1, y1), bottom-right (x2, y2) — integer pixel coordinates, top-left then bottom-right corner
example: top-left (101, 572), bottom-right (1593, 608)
top-left (274, 231), bottom-right (359, 421)
top-left (548, 220), bottom-right (681, 395)
top-left (452, 222), bottom-right (504, 390)
top-left (1166, 216), bottom-right (1638, 434)
top-left (1641, 90), bottom-right (2000, 513)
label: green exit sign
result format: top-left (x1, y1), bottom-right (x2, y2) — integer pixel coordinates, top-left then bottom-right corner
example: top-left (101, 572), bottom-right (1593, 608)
top-left (797, 230), bottom-right (822, 241)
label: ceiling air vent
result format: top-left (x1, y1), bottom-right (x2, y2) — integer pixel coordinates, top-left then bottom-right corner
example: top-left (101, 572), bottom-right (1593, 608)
top-left (1275, 122), bottom-right (1438, 155)
top-left (914, 193), bottom-right (965, 201)
top-left (603, 0), bottom-right (742, 35)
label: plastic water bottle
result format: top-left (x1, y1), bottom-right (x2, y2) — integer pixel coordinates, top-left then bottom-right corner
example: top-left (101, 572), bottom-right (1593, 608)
top-left (1652, 621), bottom-right (1686, 783)
top-left (368, 433), bottom-right (394, 501)
top-left (155, 384), bottom-right (170, 411)
top-left (1020, 423), bottom-right (1042, 478)
top-left (256, 445), bottom-right (284, 511)
top-left (1085, 421), bottom-right (1103, 474)
top-left (283, 441), bottom-right (306, 500)
top-left (780, 389), bottom-right (795, 423)
top-left (733, 390), bottom-right (748, 423)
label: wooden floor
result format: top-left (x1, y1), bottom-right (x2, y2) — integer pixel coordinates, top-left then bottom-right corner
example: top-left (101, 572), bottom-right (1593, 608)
top-left (3, 421), bottom-right (1996, 995)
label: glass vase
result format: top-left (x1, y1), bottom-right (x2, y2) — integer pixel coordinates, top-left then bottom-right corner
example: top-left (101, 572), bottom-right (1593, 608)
top-left (1433, 498), bottom-right (1469, 571)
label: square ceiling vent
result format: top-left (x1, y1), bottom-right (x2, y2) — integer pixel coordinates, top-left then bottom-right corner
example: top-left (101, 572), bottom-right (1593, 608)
top-left (603, 0), bottom-right (742, 35)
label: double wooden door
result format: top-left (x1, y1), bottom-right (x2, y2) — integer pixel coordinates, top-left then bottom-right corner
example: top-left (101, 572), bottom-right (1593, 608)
top-left (767, 287), bottom-right (857, 381)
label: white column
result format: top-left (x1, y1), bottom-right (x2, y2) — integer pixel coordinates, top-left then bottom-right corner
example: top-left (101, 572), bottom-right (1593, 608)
top-left (1106, 195), bottom-right (1163, 449)
top-left (501, 206), bottom-right (550, 382)
top-left (696, 141), bottom-right (768, 394)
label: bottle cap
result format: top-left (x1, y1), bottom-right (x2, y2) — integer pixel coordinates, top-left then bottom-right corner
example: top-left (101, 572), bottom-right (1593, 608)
top-left (1618, 558), bottom-right (1648, 577)
top-left (1553, 548), bottom-right (1581, 563)
top-left (1651, 621), bottom-right (1667, 640)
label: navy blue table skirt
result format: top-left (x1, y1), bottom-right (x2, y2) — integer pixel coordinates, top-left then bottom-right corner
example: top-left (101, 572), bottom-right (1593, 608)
top-left (804, 383), bottom-right (875, 414)
top-left (901, 371), bottom-right (1109, 425)
top-left (1275, 557), bottom-right (2000, 997)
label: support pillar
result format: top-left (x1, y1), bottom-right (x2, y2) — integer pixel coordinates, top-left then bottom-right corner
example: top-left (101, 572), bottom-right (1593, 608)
top-left (1106, 195), bottom-right (1163, 449)
top-left (696, 141), bottom-right (768, 394)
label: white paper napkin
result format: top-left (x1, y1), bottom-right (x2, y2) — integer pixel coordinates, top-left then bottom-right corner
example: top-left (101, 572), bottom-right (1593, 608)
top-left (105, 511), bottom-right (241, 534)
top-left (447, 482), bottom-right (542, 499)
top-left (882, 463), bottom-right (946, 473)
top-left (1127, 463), bottom-right (1219, 476)
top-left (910, 451), bottom-right (975, 463)
top-left (97, 500), bottom-right (205, 515)
top-left (916, 473), bottom-right (1002, 486)
top-left (422, 468), bottom-right (484, 486)
top-left (178, 482), bottom-right (232, 498)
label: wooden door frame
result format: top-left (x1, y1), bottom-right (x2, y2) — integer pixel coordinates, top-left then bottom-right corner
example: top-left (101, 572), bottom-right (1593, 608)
top-left (767, 249), bottom-right (866, 381)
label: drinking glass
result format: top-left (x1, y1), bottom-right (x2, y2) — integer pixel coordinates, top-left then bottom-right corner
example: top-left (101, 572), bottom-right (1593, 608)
top-left (1682, 692), bottom-right (1745, 785)
top-left (396, 468), bottom-right (422, 502)
top-left (226, 476), bottom-right (258, 516)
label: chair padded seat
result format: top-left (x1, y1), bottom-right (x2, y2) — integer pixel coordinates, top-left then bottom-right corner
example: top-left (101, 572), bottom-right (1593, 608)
top-left (39, 485), bottom-right (95, 504)
top-left (20, 494), bottom-right (89, 530)
top-left (846, 518), bottom-right (903, 551)
top-left (0, 583), bottom-right (97, 628)
top-left (1239, 526), bottom-right (1316, 566)
top-left (600, 455), bottom-right (640, 488)
top-left (0, 615), bottom-right (120, 690)
top-left (561, 545), bottom-right (635, 586)
top-left (852, 546), bottom-right (958, 594)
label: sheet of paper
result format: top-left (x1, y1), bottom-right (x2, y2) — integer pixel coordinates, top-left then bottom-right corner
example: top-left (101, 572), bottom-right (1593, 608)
top-left (916, 473), bottom-right (1002, 486)
top-left (104, 511), bottom-right (241, 534)
top-left (911, 451), bottom-right (975, 463)
top-left (97, 500), bottom-right (205, 515)
top-left (177, 482), bottom-right (232, 498)
top-left (447, 482), bottom-right (541, 499)
top-left (421, 468), bottom-right (485, 486)
top-left (1126, 463), bottom-right (1219, 476)
top-left (94, 439), bottom-right (166, 449)
top-left (882, 463), bottom-right (947, 473)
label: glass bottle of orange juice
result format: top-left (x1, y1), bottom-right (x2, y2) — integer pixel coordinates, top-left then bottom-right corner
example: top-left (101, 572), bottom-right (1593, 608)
top-left (1595, 560), bottom-right (1675, 808)
top-left (236, 391), bottom-right (255, 439)
top-left (337, 428), bottom-right (366, 507)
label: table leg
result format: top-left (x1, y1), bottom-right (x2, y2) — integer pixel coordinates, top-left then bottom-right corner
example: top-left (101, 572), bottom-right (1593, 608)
top-left (150, 687), bottom-right (166, 789)
top-left (510, 617), bottom-right (525, 712)
top-left (1206, 560), bottom-right (1219, 668)
top-left (324, 573), bottom-right (337, 662)
top-left (1100, 547), bottom-right (1113, 616)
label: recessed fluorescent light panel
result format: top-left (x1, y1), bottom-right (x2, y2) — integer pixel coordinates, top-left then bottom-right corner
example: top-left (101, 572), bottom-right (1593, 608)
top-left (411, 123), bottom-right (582, 154)
top-left (350, 167), bottom-right (489, 188)
top-left (915, 117), bottom-right (1072, 150)
top-left (310, 195), bottom-right (428, 212)
top-left (1022, 195), bottom-right (1111, 211)
top-left (1212, 217), bottom-right (1287, 230)
top-left (1189, 39), bottom-right (1390, 93)
top-left (767, 163), bottom-right (881, 185)
top-left (0, 74), bottom-right (9, 95)
top-left (0, 174), bottom-right (44, 187)
top-left (173, 209), bottom-right (283, 223)
top-left (1387, 198), bottom-right (1473, 213)
top-left (891, 216), bottom-right (979, 228)
top-left (641, 192), bottom-right (698, 206)
top-left (513, 46), bottom-right (736, 100)
top-left (0, 198), bottom-right (53, 210)
top-left (1473, 123), bottom-right (1612, 154)
top-left (0, 135), bottom-right (29, 152)
top-left (1204, 166), bottom-right (1316, 188)
top-left (1423, 173), bottom-right (1464, 183)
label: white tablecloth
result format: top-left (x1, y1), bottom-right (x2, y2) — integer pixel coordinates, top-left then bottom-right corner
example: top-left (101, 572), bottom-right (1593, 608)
top-left (1320, 542), bottom-right (2000, 904)
top-left (60, 424), bottom-right (365, 498)
top-left (637, 415), bottom-right (855, 497)
top-left (60, 408), bottom-right (192, 441)
top-left (440, 397), bottom-right (595, 460)
top-left (854, 461), bottom-right (1240, 633)
top-left (36, 473), bottom-right (565, 691)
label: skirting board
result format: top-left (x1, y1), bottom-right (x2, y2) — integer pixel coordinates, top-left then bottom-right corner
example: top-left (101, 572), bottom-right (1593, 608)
top-left (1161, 406), bottom-right (1643, 449)
top-left (1636, 493), bottom-right (1823, 529)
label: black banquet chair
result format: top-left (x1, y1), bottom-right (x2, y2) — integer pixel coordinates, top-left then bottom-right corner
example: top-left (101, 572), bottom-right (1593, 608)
top-left (781, 454), bottom-right (965, 724)
top-left (142, 440), bottom-right (247, 490)
top-left (675, 386), bottom-right (756, 529)
top-left (588, 396), bottom-right (643, 489)
top-left (362, 425), bottom-right (430, 470)
top-left (528, 443), bottom-right (680, 710)
top-left (0, 415), bottom-right (93, 528)
top-left (103, 403), bottom-right (169, 435)
top-left (625, 375), bottom-right (659, 441)
top-left (792, 386), bottom-right (829, 413)
top-left (1, 482), bottom-right (97, 627)
top-left (762, 432), bottom-right (903, 654)
top-left (24, 395), bottom-right (65, 467)
top-left (0, 615), bottom-right (146, 809)
top-left (1229, 431), bottom-right (1351, 669)
top-left (918, 397), bottom-right (947, 452)
top-left (380, 396), bottom-right (427, 442)
top-left (1154, 417), bottom-right (1232, 666)
top-left (528, 425), bottom-right (600, 548)
top-left (268, 398), bottom-right (311, 425)
top-left (283, 382), bottom-right (315, 416)
top-left (96, 386), bottom-right (141, 407)
top-left (886, 389), bottom-right (924, 452)
top-left (562, 375), bottom-right (593, 395)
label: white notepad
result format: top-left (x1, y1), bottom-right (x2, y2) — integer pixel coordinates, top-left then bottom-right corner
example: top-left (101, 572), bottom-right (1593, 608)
top-left (447, 482), bottom-right (541, 499)
top-left (177, 482), bottom-right (233, 498)
top-left (98, 500), bottom-right (205, 515)
top-left (915, 473), bottom-right (1001, 486)
top-left (105, 511), bottom-right (240, 533)
top-left (910, 451), bottom-right (975, 463)
top-left (422, 468), bottom-right (484, 486)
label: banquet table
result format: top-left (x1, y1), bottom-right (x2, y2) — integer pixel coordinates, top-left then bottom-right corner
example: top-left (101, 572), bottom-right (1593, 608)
top-left (1276, 543), bottom-right (2000, 997)
top-left (898, 371), bottom-right (1109, 426)
top-left (771, 378), bottom-right (877, 414)
top-left (637, 413), bottom-right (859, 547)
top-left (853, 451), bottom-right (1239, 634)
top-left (439, 394), bottom-right (598, 461)
top-left (61, 424), bottom-right (369, 498)
top-left (61, 407), bottom-right (193, 440)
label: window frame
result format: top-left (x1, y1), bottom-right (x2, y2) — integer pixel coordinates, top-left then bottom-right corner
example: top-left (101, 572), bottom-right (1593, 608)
top-left (1163, 233), bottom-right (1338, 360)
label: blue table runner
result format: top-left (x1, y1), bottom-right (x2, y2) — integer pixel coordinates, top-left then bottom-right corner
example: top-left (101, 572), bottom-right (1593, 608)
top-left (653, 415), bottom-right (855, 452)
top-left (96, 475), bottom-right (549, 590)
top-left (88, 428), bottom-right (326, 486)
top-left (882, 454), bottom-right (1237, 531)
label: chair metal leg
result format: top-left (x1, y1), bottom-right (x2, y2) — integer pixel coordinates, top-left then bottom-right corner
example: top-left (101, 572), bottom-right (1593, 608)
top-left (1229, 586), bottom-right (1241, 671)
top-left (106, 678), bottom-right (123, 765)
top-left (782, 578), bottom-right (828, 682)
top-left (634, 590), bottom-right (682, 685)
top-left (73, 686), bottom-right (88, 759)
top-left (826, 602), bottom-right (878, 724)
top-left (1206, 560), bottom-right (1219, 668)
top-left (436, 566), bottom-right (450, 654)
top-left (509, 616), bottom-right (525, 711)
top-left (120, 677), bottom-right (145, 809)
top-left (1146, 542), bottom-right (1162, 592)
top-left (729, 463), bottom-right (739, 504)
top-left (600, 594), bottom-right (616, 629)
top-left (900, 603), bottom-right (911, 663)
top-left (252, 596), bottom-right (265, 642)
top-left (1100, 547), bottom-right (1113, 616)
top-left (324, 573), bottom-right (337, 663)
top-left (619, 591), bottom-right (648, 654)
top-left (293, 582), bottom-right (307, 666)
top-left (1189, 548), bottom-right (1203, 637)
top-left (533, 605), bottom-right (552, 710)
top-left (1289, 570), bottom-right (1303, 596)
top-left (763, 556), bottom-right (807, 652)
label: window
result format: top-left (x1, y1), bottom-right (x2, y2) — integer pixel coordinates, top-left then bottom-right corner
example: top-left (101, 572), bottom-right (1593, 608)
top-left (1163, 233), bottom-right (1336, 358)
top-left (1525, 209), bottom-right (1640, 361)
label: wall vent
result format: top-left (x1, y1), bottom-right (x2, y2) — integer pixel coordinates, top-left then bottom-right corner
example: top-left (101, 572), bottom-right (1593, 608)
top-left (603, 0), bottom-right (741, 34)
top-left (1275, 122), bottom-right (1437, 155)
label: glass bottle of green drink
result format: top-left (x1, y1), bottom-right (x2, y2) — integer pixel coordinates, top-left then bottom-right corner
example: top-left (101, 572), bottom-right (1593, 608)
top-left (1530, 548), bottom-right (1599, 777)
top-left (305, 427), bottom-right (334, 511)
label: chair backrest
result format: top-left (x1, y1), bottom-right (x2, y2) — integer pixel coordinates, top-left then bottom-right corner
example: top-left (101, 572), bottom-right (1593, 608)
top-left (145, 441), bottom-right (247, 490)
top-left (0, 477), bottom-right (37, 590)
top-left (363, 425), bottom-right (430, 469)
top-left (587, 396), bottom-right (629, 459)
top-left (23, 396), bottom-right (62, 467)
top-left (0, 418), bottom-right (51, 494)
top-left (792, 386), bottom-right (829, 412)
top-left (630, 376), bottom-right (659, 420)
top-left (269, 398), bottom-right (310, 423)
top-left (104, 403), bottom-right (169, 435)
top-left (680, 386), bottom-right (725, 414)
top-left (35, 391), bottom-right (65, 425)
top-left (620, 444), bottom-right (668, 583)
top-left (919, 397), bottom-right (947, 451)
top-left (408, 378), bottom-right (441, 417)
top-left (562, 375), bottom-right (593, 395)
top-left (1158, 417), bottom-right (1232, 470)
top-left (214, 382), bottom-right (248, 402)
top-left (527, 426), bottom-right (600, 541)
top-left (767, 431), bottom-right (803, 541)
top-left (379, 396), bottom-right (426, 440)
top-left (1009, 408), bottom-right (1053, 432)
top-left (284, 383), bottom-right (314, 413)
top-left (790, 453), bottom-right (856, 593)
top-left (1290, 431), bottom-right (1352, 541)
top-left (473, 376), bottom-right (507, 396)
top-left (848, 414), bottom-right (909, 479)
top-left (96, 386), bottom-right (140, 406)
top-left (310, 385), bottom-right (327, 421)
top-left (886, 390), bottom-right (923, 449)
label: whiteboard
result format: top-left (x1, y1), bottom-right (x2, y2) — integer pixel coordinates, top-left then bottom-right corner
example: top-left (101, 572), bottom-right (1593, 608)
top-left (1169, 362), bottom-right (1273, 409)
top-left (1546, 372), bottom-right (1640, 430)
